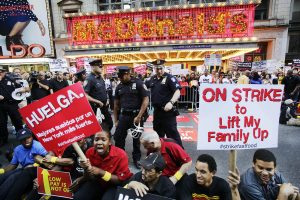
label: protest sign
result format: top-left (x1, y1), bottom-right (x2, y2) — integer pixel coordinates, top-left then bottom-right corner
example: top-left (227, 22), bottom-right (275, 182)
top-left (237, 62), bottom-right (252, 71)
top-left (198, 84), bottom-right (284, 150)
top-left (133, 64), bottom-right (147, 75)
top-left (19, 83), bottom-right (101, 155)
top-left (37, 167), bottom-right (72, 199)
top-left (106, 65), bottom-right (117, 74)
top-left (115, 187), bottom-right (175, 200)
top-left (204, 54), bottom-right (222, 66)
top-left (252, 60), bottom-right (267, 71)
top-left (49, 59), bottom-right (69, 72)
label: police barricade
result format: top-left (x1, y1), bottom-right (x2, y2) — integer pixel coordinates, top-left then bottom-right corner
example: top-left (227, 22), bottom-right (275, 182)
top-left (177, 86), bottom-right (199, 111)
top-left (115, 187), bottom-right (175, 200)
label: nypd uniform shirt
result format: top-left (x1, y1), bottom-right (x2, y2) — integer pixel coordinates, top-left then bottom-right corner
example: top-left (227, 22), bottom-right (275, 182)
top-left (84, 73), bottom-right (107, 103)
top-left (115, 79), bottom-right (148, 110)
top-left (146, 72), bottom-right (181, 108)
top-left (0, 76), bottom-right (21, 103)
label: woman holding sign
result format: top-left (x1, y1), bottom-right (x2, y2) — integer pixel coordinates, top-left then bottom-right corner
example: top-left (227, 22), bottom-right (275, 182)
top-left (70, 126), bottom-right (132, 200)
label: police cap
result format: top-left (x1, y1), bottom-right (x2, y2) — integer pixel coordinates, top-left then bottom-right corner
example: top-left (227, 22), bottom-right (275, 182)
top-left (117, 66), bottom-right (130, 77)
top-left (151, 59), bottom-right (165, 69)
top-left (89, 59), bottom-right (103, 67)
top-left (0, 66), bottom-right (8, 72)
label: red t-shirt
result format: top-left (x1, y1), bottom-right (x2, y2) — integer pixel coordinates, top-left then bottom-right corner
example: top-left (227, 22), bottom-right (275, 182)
top-left (86, 145), bottom-right (133, 184)
top-left (159, 138), bottom-right (192, 177)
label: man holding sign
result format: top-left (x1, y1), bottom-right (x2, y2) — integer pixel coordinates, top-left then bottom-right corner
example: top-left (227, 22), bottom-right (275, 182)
top-left (239, 149), bottom-right (300, 200)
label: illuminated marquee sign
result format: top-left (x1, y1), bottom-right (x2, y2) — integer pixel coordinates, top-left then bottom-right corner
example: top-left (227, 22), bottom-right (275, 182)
top-left (66, 5), bottom-right (255, 46)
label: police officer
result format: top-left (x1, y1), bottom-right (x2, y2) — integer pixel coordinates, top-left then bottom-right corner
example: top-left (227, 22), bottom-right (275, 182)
top-left (114, 66), bottom-right (149, 169)
top-left (84, 59), bottom-right (113, 131)
top-left (74, 68), bottom-right (87, 84)
top-left (146, 59), bottom-right (183, 147)
top-left (0, 66), bottom-right (23, 146)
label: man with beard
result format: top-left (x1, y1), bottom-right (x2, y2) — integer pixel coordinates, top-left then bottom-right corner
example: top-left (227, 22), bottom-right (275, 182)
top-left (0, 128), bottom-right (48, 199)
top-left (114, 66), bottom-right (149, 169)
top-left (70, 127), bottom-right (132, 200)
top-left (239, 149), bottom-right (300, 200)
top-left (84, 59), bottom-right (113, 131)
top-left (177, 154), bottom-right (232, 200)
top-left (30, 71), bottom-right (50, 101)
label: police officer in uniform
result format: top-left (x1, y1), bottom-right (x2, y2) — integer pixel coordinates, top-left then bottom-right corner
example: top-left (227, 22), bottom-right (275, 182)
top-left (146, 59), bottom-right (183, 147)
top-left (114, 66), bottom-right (149, 169)
top-left (0, 66), bottom-right (23, 146)
top-left (84, 59), bottom-right (113, 131)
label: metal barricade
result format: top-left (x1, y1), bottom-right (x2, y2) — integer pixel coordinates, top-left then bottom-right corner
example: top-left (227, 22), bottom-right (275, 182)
top-left (177, 86), bottom-right (198, 111)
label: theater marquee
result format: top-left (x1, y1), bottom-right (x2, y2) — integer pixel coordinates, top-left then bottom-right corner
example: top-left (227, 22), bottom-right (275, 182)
top-left (66, 4), bottom-right (255, 46)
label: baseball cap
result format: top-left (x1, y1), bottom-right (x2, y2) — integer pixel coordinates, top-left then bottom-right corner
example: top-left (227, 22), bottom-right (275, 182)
top-left (139, 152), bottom-right (166, 171)
top-left (16, 128), bottom-right (33, 141)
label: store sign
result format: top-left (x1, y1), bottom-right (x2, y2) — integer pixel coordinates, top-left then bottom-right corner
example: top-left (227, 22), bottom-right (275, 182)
top-left (0, 0), bottom-right (54, 57)
top-left (173, 44), bottom-right (212, 50)
top-left (67, 5), bottom-right (255, 46)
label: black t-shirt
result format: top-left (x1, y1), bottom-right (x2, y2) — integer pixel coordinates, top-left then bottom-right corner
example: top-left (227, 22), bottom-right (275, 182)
top-left (177, 174), bottom-right (232, 200)
top-left (49, 78), bottom-right (69, 93)
top-left (31, 79), bottom-right (50, 100)
top-left (62, 145), bottom-right (86, 180)
top-left (127, 171), bottom-right (176, 199)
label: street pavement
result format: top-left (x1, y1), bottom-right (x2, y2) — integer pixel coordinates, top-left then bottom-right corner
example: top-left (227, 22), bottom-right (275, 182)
top-left (1, 110), bottom-right (300, 187)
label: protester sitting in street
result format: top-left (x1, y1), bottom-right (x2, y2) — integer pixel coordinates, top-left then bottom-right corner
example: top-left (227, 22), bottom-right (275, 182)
top-left (0, 128), bottom-right (48, 199)
top-left (239, 149), bottom-right (300, 200)
top-left (140, 131), bottom-right (192, 186)
top-left (102, 152), bottom-right (176, 199)
top-left (177, 154), bottom-right (233, 200)
top-left (70, 127), bottom-right (133, 200)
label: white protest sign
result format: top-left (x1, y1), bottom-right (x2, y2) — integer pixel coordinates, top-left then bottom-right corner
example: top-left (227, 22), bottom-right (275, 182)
top-left (204, 54), bottom-right (222, 66)
top-left (252, 60), bottom-right (267, 71)
top-left (49, 59), bottom-right (69, 72)
top-left (198, 84), bottom-right (284, 150)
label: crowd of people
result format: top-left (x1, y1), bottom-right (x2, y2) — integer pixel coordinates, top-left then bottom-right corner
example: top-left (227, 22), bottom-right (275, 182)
top-left (0, 59), bottom-right (299, 200)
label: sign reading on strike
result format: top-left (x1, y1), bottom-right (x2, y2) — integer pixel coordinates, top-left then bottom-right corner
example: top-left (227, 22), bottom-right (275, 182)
top-left (198, 84), bottom-right (284, 150)
top-left (19, 83), bottom-right (101, 155)
top-left (37, 167), bottom-right (73, 199)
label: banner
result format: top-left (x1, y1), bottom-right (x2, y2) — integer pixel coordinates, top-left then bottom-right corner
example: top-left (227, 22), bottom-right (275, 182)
top-left (198, 84), bottom-right (284, 150)
top-left (49, 59), bottom-right (69, 72)
top-left (0, 0), bottom-right (54, 57)
top-left (19, 83), bottom-right (101, 155)
top-left (37, 167), bottom-right (72, 199)
top-left (115, 187), bottom-right (175, 200)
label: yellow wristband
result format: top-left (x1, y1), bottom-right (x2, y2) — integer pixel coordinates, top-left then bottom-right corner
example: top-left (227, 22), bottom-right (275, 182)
top-left (123, 184), bottom-right (128, 189)
top-left (102, 171), bottom-right (112, 182)
top-left (174, 171), bottom-right (183, 181)
top-left (33, 163), bottom-right (40, 167)
top-left (50, 156), bottom-right (58, 164)
top-left (0, 168), bottom-right (5, 174)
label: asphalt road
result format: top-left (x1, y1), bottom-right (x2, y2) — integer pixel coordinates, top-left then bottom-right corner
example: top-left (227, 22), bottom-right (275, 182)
top-left (1, 111), bottom-right (299, 187)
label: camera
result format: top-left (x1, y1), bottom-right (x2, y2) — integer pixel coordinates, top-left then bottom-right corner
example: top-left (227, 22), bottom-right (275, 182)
top-left (29, 71), bottom-right (39, 83)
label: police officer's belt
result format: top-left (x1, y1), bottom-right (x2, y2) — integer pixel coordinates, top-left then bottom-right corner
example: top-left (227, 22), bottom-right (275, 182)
top-left (121, 109), bottom-right (140, 115)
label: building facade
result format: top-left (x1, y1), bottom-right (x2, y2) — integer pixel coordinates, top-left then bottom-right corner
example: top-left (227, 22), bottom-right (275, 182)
top-left (51, 0), bottom-right (291, 70)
